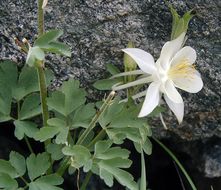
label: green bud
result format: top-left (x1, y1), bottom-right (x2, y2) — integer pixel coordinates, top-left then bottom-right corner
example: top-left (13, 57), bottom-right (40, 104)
top-left (169, 4), bottom-right (195, 40)
top-left (124, 41), bottom-right (137, 73)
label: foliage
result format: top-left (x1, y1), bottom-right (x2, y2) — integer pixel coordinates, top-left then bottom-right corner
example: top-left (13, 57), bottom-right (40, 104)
top-left (0, 1), bottom-right (197, 190)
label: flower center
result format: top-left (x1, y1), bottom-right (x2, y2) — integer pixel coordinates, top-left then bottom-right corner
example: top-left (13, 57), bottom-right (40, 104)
top-left (168, 59), bottom-right (196, 79)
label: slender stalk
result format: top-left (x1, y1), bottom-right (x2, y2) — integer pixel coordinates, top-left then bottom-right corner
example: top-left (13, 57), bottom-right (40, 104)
top-left (37, 0), bottom-right (50, 147)
top-left (56, 91), bottom-right (116, 176)
top-left (140, 149), bottom-right (146, 190)
top-left (20, 176), bottom-right (29, 186)
top-left (37, 0), bottom-right (44, 36)
top-left (24, 136), bottom-right (34, 154)
top-left (153, 137), bottom-right (197, 190)
top-left (56, 157), bottom-right (71, 176)
top-left (80, 171), bottom-right (92, 190)
top-left (86, 129), bottom-right (106, 149)
top-left (76, 91), bottom-right (115, 145)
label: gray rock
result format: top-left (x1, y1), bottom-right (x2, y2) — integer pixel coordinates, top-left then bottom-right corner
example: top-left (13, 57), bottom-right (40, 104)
top-left (0, 0), bottom-right (220, 179)
top-left (204, 144), bottom-right (221, 178)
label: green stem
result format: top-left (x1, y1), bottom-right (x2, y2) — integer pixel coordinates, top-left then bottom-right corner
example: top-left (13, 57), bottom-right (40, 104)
top-left (37, 0), bottom-right (50, 147)
top-left (56, 157), bottom-right (71, 176)
top-left (37, 0), bottom-right (44, 36)
top-left (20, 176), bottom-right (29, 186)
top-left (80, 171), bottom-right (92, 190)
top-left (76, 91), bottom-right (115, 145)
top-left (56, 91), bottom-right (115, 176)
top-left (24, 136), bottom-right (34, 154)
top-left (152, 137), bottom-right (197, 190)
top-left (140, 149), bottom-right (146, 190)
top-left (87, 129), bottom-right (106, 149)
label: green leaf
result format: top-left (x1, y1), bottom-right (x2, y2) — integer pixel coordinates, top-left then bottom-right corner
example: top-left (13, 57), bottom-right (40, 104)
top-left (95, 140), bottom-right (112, 155)
top-left (14, 120), bottom-right (39, 140)
top-left (62, 145), bottom-right (91, 168)
top-left (99, 168), bottom-right (113, 187)
top-left (142, 138), bottom-right (152, 155)
top-left (0, 82), bottom-right (12, 117)
top-left (9, 151), bottom-right (26, 176)
top-left (34, 126), bottom-right (60, 142)
top-left (99, 99), bottom-right (151, 145)
top-left (26, 153), bottom-right (50, 181)
top-left (26, 46), bottom-right (45, 67)
top-left (0, 159), bottom-right (18, 178)
top-left (106, 63), bottom-right (121, 75)
top-left (46, 143), bottom-right (64, 161)
top-left (55, 127), bottom-right (69, 144)
top-left (13, 66), bottom-right (39, 101)
top-left (19, 93), bottom-right (41, 120)
top-left (34, 30), bottom-right (63, 47)
top-left (71, 103), bottom-right (96, 128)
top-left (98, 159), bottom-right (137, 190)
top-left (48, 118), bottom-right (69, 144)
top-left (0, 173), bottom-right (18, 189)
top-left (35, 174), bottom-right (63, 185)
top-left (41, 41), bottom-right (71, 57)
top-left (34, 30), bottom-right (71, 57)
top-left (93, 78), bottom-right (121, 90)
top-left (83, 159), bottom-right (93, 172)
top-left (47, 79), bottom-right (86, 116)
top-left (35, 118), bottom-right (69, 144)
top-left (134, 138), bottom-right (152, 155)
top-left (0, 113), bottom-right (11, 122)
top-left (95, 147), bottom-right (130, 160)
top-left (0, 60), bottom-right (18, 92)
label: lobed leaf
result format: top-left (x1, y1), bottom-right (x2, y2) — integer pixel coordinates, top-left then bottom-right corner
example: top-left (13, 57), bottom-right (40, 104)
top-left (26, 153), bottom-right (50, 181)
top-left (14, 120), bottom-right (39, 140)
top-left (9, 151), bottom-right (26, 176)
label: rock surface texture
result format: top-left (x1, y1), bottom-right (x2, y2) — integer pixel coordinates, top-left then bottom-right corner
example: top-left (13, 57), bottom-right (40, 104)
top-left (0, 0), bottom-right (221, 183)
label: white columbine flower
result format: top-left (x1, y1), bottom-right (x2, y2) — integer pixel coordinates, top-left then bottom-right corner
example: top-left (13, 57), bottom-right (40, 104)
top-left (113, 33), bottom-right (203, 123)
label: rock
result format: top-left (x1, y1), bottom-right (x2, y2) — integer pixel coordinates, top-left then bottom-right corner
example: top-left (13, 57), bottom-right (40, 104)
top-left (0, 0), bottom-right (220, 183)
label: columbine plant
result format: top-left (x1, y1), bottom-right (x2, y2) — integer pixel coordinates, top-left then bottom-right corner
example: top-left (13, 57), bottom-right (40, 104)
top-left (0, 1), bottom-right (200, 190)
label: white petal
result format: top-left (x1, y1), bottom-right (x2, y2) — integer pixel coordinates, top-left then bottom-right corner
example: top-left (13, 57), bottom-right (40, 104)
top-left (138, 82), bottom-right (160, 117)
top-left (122, 48), bottom-right (156, 74)
top-left (158, 32), bottom-right (186, 70)
top-left (164, 94), bottom-right (184, 124)
top-left (163, 80), bottom-right (183, 103)
top-left (171, 46), bottom-right (197, 66)
top-left (112, 76), bottom-right (153, 91)
top-left (42, 0), bottom-right (48, 9)
top-left (173, 71), bottom-right (203, 93)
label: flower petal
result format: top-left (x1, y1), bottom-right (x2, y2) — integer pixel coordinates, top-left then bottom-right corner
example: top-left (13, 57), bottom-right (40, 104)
top-left (138, 82), bottom-right (160, 117)
top-left (173, 70), bottom-right (203, 93)
top-left (158, 32), bottom-right (186, 70)
top-left (164, 94), bottom-right (184, 124)
top-left (163, 79), bottom-right (183, 103)
top-left (171, 46), bottom-right (197, 66)
top-left (122, 48), bottom-right (156, 74)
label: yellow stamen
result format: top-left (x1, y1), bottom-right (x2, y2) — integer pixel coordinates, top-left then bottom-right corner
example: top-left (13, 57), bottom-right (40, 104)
top-left (168, 59), bottom-right (196, 79)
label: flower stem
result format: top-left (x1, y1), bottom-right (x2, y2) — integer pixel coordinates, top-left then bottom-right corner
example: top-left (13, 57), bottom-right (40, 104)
top-left (80, 171), bottom-right (92, 190)
top-left (86, 129), bottom-right (106, 149)
top-left (152, 137), bottom-right (197, 190)
top-left (76, 91), bottom-right (115, 145)
top-left (37, 0), bottom-right (44, 36)
top-left (56, 157), bottom-right (71, 176)
top-left (56, 91), bottom-right (115, 176)
top-left (37, 0), bottom-right (50, 147)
